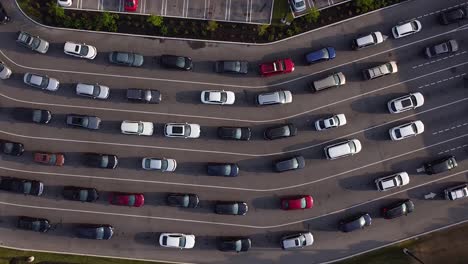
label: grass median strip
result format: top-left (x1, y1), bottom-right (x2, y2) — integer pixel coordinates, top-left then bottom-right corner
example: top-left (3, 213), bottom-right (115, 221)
top-left (0, 246), bottom-right (168, 264)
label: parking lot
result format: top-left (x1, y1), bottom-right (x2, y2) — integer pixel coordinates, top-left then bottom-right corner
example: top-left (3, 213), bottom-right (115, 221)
top-left (67, 0), bottom-right (274, 24)
top-left (291, 0), bottom-right (352, 18)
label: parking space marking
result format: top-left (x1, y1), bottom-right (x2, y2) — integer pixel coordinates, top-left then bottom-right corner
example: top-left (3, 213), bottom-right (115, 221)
top-left (141, 0), bottom-right (146, 14)
top-left (418, 73), bottom-right (466, 89)
top-left (119, 0), bottom-right (123, 12)
top-left (437, 144), bottom-right (468, 155)
top-left (162, 0), bottom-right (168, 16)
top-left (0, 167), bottom-right (466, 228)
top-left (184, 0), bottom-right (188, 17)
top-left (433, 122), bottom-right (468, 135)
top-left (204, 0), bottom-right (207, 18)
top-left (308, 0), bottom-right (315, 8)
top-left (412, 51), bottom-right (467, 69)
top-left (414, 1), bottom-right (468, 20)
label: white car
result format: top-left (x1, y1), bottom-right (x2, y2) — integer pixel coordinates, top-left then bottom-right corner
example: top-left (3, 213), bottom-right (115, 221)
top-left (389, 120), bottom-right (424, 141)
top-left (289, 0), bottom-right (306, 12)
top-left (375, 172), bottom-right (410, 191)
top-left (23, 73), bottom-right (59, 91)
top-left (159, 233), bottom-right (195, 249)
top-left (387, 92), bottom-right (424, 114)
top-left (0, 62), bottom-right (12, 80)
top-left (76, 83), bottom-right (110, 100)
top-left (363, 61), bottom-right (398, 80)
top-left (200, 90), bottom-right (235, 105)
top-left (352, 31), bottom-right (385, 50)
top-left (57, 0), bottom-right (72, 7)
top-left (281, 232), bottom-right (314, 249)
top-left (444, 184), bottom-right (468, 201)
top-left (164, 123), bottom-right (200, 138)
top-left (315, 114), bottom-right (347, 131)
top-left (64, 41), bottom-right (97, 59)
top-left (142, 157), bottom-right (177, 172)
top-left (392, 19), bottom-right (422, 39)
top-left (121, 120), bottom-right (154, 136)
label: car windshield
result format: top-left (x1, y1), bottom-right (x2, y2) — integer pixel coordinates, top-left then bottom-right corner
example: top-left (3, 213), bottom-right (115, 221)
top-left (161, 159), bottom-right (168, 170)
top-left (220, 92), bottom-right (227, 102)
top-left (232, 128), bottom-right (241, 139)
top-left (179, 236), bottom-right (186, 247)
top-left (185, 125), bottom-right (191, 136)
top-left (137, 123), bottom-right (144, 133)
top-left (394, 129), bottom-right (402, 138)
top-left (95, 227), bottom-right (105, 239)
top-left (296, 1), bottom-right (305, 7)
top-left (235, 240), bottom-right (242, 251)
top-left (31, 38), bottom-right (41, 49)
top-left (232, 203), bottom-right (239, 214)
top-left (349, 142), bottom-right (356, 153)
top-left (79, 190), bottom-right (88, 201)
top-left (300, 198), bottom-right (306, 208)
top-left (175, 57), bottom-right (186, 68)
top-left (100, 156), bottom-right (109, 167)
top-left (31, 221), bottom-right (41, 231)
top-left (127, 195), bottom-right (136, 206)
top-left (182, 195), bottom-right (189, 207)
top-left (222, 165), bottom-right (231, 175)
top-left (227, 61), bottom-right (240, 72)
top-left (32, 110), bottom-right (43, 122)
top-left (23, 182), bottom-right (32, 194)
top-left (92, 85), bottom-right (101, 96)
top-left (144, 159), bottom-right (152, 168)
top-left (79, 117), bottom-right (89, 127)
top-left (79, 45), bottom-right (89, 56)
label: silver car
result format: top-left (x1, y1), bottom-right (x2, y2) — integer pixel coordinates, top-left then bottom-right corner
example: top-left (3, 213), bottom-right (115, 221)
top-left (16, 31), bottom-right (49, 54)
top-left (141, 157), bottom-right (177, 172)
top-left (0, 61), bottom-right (12, 80)
top-left (23, 73), bottom-right (59, 91)
top-left (256, 90), bottom-right (293, 106)
top-left (64, 41), bottom-right (97, 59)
top-left (76, 83), bottom-right (110, 99)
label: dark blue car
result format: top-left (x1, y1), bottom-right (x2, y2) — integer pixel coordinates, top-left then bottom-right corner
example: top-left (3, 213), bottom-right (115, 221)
top-left (305, 47), bottom-right (336, 64)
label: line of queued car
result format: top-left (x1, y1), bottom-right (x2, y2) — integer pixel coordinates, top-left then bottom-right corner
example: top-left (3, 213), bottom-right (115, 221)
top-left (1, 5), bottom-right (467, 252)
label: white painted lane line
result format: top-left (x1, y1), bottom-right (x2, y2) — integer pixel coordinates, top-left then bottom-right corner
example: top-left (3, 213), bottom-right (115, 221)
top-left (418, 73), bottom-right (467, 89)
top-left (1, 56), bottom-right (467, 124)
top-left (245, 0), bottom-right (249, 22)
top-left (412, 51), bottom-right (467, 69)
top-left (414, 1), bottom-right (468, 20)
top-left (249, 0), bottom-right (253, 22)
top-left (164, 0), bottom-right (168, 16)
top-left (160, 0), bottom-right (164, 15)
top-left (225, 0), bottom-right (229, 20)
top-left (1, 26), bottom-right (467, 90)
top-left (1, 131), bottom-right (467, 193)
top-left (203, 0), bottom-right (207, 18)
top-left (437, 144), bottom-right (468, 155)
top-left (0, 168), bottom-right (466, 229)
top-left (433, 122), bottom-right (468, 135)
top-left (228, 0), bottom-right (232, 21)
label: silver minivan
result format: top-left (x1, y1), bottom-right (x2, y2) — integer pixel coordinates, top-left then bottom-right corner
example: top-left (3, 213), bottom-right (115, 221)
top-left (324, 139), bottom-right (362, 160)
top-left (76, 83), bottom-right (110, 100)
top-left (256, 90), bottom-right (292, 105)
top-left (311, 72), bottom-right (346, 92)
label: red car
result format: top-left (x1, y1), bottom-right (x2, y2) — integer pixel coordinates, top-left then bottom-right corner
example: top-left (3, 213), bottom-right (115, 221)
top-left (281, 195), bottom-right (313, 210)
top-left (33, 152), bottom-right (65, 166)
top-left (124, 0), bottom-right (138, 12)
top-left (259, 58), bottom-right (295, 77)
top-left (109, 192), bottom-right (144, 207)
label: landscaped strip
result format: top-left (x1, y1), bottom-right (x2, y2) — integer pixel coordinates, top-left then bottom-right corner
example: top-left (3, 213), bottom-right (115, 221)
top-left (18, 0), bottom-right (408, 43)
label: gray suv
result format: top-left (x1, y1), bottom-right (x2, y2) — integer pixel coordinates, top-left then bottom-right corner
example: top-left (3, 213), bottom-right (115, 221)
top-left (23, 73), bottom-right (59, 92)
top-left (16, 31), bottom-right (49, 54)
top-left (256, 90), bottom-right (292, 106)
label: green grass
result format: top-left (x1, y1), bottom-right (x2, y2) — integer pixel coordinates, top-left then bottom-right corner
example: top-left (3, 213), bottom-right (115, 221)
top-left (271, 0), bottom-right (292, 25)
top-left (0, 246), bottom-right (166, 264)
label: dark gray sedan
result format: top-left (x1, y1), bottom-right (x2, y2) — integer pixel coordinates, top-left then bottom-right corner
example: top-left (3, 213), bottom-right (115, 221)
top-left (126, 88), bottom-right (161, 103)
top-left (215, 201), bottom-right (248, 215)
top-left (109, 51), bottom-right (144, 67)
top-left (338, 213), bottom-right (372, 232)
top-left (76, 224), bottom-right (114, 240)
top-left (66, 114), bottom-right (101, 130)
top-left (274, 156), bottom-right (305, 172)
top-left (207, 163), bottom-right (239, 177)
top-left (215, 60), bottom-right (248, 74)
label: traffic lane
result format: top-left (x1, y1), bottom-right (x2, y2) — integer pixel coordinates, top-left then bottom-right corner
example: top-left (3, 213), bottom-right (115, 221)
top-left (0, 173), bottom-right (466, 264)
top-left (0, 0), bottom-right (464, 89)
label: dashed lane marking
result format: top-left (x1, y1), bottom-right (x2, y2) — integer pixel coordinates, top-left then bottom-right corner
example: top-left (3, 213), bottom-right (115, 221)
top-left (414, 2), bottom-right (468, 19)
top-left (412, 51), bottom-right (467, 69)
top-left (418, 73), bottom-right (466, 89)
top-left (433, 122), bottom-right (468, 135)
top-left (437, 144), bottom-right (468, 155)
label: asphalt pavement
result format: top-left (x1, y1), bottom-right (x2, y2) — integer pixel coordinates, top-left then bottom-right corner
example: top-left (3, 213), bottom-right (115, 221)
top-left (0, 0), bottom-right (467, 263)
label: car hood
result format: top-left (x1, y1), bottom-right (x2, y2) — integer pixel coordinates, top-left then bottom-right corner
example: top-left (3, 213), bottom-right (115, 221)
top-left (97, 85), bottom-right (110, 99)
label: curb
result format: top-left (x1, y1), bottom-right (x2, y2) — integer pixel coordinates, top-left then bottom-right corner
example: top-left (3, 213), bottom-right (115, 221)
top-left (14, 0), bottom-right (412, 46)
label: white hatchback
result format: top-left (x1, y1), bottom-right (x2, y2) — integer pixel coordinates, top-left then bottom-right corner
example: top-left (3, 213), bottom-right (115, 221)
top-left (121, 120), bottom-right (154, 136)
top-left (315, 114), bottom-right (347, 131)
top-left (64, 41), bottom-right (97, 59)
top-left (159, 233), bottom-right (195, 249)
top-left (281, 232), bottom-right (314, 249)
top-left (57, 0), bottom-right (72, 7)
top-left (0, 62), bottom-right (12, 80)
top-left (141, 157), bottom-right (177, 172)
top-left (375, 172), bottom-right (410, 191)
top-left (389, 120), bottom-right (424, 141)
top-left (392, 20), bottom-right (422, 39)
top-left (164, 123), bottom-right (200, 138)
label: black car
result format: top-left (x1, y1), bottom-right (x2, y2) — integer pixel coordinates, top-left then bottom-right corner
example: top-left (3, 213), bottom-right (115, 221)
top-left (160, 55), bottom-right (193, 71)
top-left (218, 237), bottom-right (251, 252)
top-left (439, 6), bottom-right (468, 25)
top-left (217, 127), bottom-right (251, 141)
top-left (17, 216), bottom-right (51, 232)
top-left (108, 51), bottom-right (144, 67)
top-left (66, 114), bottom-right (101, 130)
top-left (0, 141), bottom-right (25, 156)
top-left (0, 177), bottom-right (44, 196)
top-left (338, 213), bottom-right (372, 232)
top-left (12, 108), bottom-right (52, 124)
top-left (126, 88), bottom-right (161, 104)
top-left (382, 199), bottom-right (414, 219)
top-left (166, 193), bottom-right (199, 208)
top-left (84, 153), bottom-right (118, 169)
top-left (274, 156), bottom-right (305, 172)
top-left (207, 163), bottom-right (239, 177)
top-left (423, 156), bottom-right (458, 175)
top-left (63, 186), bottom-right (99, 202)
top-left (215, 201), bottom-right (248, 215)
top-left (425, 40), bottom-right (458, 58)
top-left (76, 224), bottom-right (114, 240)
top-left (264, 124), bottom-right (297, 140)
top-left (0, 3), bottom-right (10, 24)
top-left (215, 60), bottom-right (249, 74)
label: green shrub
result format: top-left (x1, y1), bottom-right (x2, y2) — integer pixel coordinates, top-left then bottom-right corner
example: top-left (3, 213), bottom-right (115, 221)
top-left (95, 12), bottom-right (119, 32)
top-left (355, 0), bottom-right (375, 12)
top-left (206, 20), bottom-right (219, 32)
top-left (147, 15), bottom-right (163, 27)
top-left (304, 7), bottom-right (320, 23)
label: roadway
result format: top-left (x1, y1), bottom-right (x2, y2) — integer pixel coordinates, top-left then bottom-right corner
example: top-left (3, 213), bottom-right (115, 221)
top-left (0, 0), bottom-right (467, 263)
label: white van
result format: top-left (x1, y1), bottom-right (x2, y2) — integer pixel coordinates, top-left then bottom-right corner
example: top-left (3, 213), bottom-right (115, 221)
top-left (324, 139), bottom-right (362, 160)
top-left (311, 72), bottom-right (346, 92)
